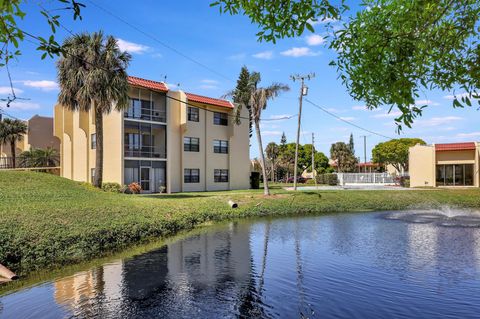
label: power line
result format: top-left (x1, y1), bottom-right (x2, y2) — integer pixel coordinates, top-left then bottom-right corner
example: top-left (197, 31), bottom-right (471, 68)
top-left (85, 0), bottom-right (233, 83)
top-left (304, 98), bottom-right (394, 140)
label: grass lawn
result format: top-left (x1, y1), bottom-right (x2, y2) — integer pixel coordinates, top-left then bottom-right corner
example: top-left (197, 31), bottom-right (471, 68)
top-left (2, 171), bottom-right (480, 276)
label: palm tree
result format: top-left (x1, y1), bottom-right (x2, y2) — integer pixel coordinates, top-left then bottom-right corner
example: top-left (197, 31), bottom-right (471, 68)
top-left (19, 147), bottom-right (59, 168)
top-left (0, 118), bottom-right (28, 168)
top-left (57, 31), bottom-right (131, 187)
top-left (265, 142), bottom-right (279, 182)
top-left (250, 82), bottom-right (289, 195)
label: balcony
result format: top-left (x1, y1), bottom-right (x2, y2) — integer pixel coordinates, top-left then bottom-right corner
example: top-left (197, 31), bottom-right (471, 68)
top-left (124, 97), bottom-right (167, 122)
top-left (124, 121), bottom-right (166, 159)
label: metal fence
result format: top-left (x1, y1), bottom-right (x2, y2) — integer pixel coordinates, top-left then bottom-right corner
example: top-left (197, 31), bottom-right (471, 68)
top-left (0, 156), bottom-right (60, 170)
top-left (336, 172), bottom-right (403, 185)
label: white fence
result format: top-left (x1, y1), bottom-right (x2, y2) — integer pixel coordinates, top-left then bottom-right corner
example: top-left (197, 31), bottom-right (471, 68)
top-left (336, 173), bottom-right (401, 185)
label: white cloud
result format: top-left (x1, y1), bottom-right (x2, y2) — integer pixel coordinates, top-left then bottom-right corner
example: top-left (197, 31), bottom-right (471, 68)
top-left (268, 114), bottom-right (293, 120)
top-left (415, 99), bottom-right (439, 106)
top-left (417, 116), bottom-right (463, 127)
top-left (166, 83), bottom-right (179, 90)
top-left (305, 34), bottom-right (325, 46)
top-left (20, 80), bottom-right (58, 91)
top-left (339, 116), bottom-right (355, 121)
top-left (443, 92), bottom-right (471, 100)
top-left (252, 51), bottom-right (273, 60)
top-left (228, 53), bottom-right (246, 60)
top-left (262, 130), bottom-right (283, 136)
top-left (352, 105), bottom-right (366, 110)
top-left (0, 86), bottom-right (23, 95)
top-left (8, 101), bottom-right (41, 110)
top-left (456, 132), bottom-right (480, 138)
top-left (116, 38), bottom-right (149, 54)
top-left (372, 111), bottom-right (403, 118)
top-left (280, 47), bottom-right (320, 57)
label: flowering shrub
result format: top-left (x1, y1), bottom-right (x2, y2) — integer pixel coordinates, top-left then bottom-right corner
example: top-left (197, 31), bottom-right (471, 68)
top-left (128, 182), bottom-right (142, 194)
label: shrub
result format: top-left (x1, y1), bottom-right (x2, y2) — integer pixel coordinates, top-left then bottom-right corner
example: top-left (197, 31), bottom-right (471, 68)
top-left (305, 178), bottom-right (316, 185)
top-left (102, 182), bottom-right (122, 193)
top-left (250, 172), bottom-right (260, 189)
top-left (128, 182), bottom-right (142, 194)
top-left (316, 173), bottom-right (338, 186)
top-left (395, 176), bottom-right (410, 188)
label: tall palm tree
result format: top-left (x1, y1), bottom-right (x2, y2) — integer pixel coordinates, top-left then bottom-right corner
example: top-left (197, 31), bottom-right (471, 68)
top-left (57, 31), bottom-right (131, 187)
top-left (250, 82), bottom-right (289, 195)
top-left (0, 118), bottom-right (28, 168)
top-left (265, 142), bottom-right (279, 182)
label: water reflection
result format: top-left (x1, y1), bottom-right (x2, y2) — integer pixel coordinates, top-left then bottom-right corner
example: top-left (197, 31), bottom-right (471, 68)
top-left (2, 211), bottom-right (480, 318)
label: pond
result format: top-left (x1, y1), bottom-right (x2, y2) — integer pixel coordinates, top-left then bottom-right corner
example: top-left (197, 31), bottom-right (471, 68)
top-left (2, 210), bottom-right (480, 318)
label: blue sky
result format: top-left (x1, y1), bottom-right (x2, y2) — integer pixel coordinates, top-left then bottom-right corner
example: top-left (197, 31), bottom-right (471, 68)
top-left (1, 0), bottom-right (479, 159)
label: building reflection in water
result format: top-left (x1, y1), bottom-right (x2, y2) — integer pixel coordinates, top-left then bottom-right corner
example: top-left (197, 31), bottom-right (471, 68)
top-left (53, 221), bottom-right (261, 318)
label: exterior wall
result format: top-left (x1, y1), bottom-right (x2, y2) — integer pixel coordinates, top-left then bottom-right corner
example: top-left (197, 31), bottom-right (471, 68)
top-left (229, 105), bottom-right (250, 190)
top-left (409, 144), bottom-right (435, 187)
top-left (166, 91), bottom-right (185, 193)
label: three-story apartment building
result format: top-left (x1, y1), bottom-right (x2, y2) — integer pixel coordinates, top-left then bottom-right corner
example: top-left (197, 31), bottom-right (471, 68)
top-left (54, 76), bottom-right (250, 193)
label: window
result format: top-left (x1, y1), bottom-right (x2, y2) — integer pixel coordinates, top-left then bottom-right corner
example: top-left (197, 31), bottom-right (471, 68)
top-left (184, 169), bottom-right (200, 183)
top-left (125, 96), bottom-right (166, 122)
top-left (214, 169), bottom-right (229, 182)
top-left (184, 137), bottom-right (200, 152)
top-left (213, 112), bottom-right (228, 126)
top-left (91, 133), bottom-right (96, 149)
top-left (188, 107), bottom-right (199, 122)
top-left (436, 164), bottom-right (474, 186)
top-left (213, 140), bottom-right (228, 154)
top-left (91, 168), bottom-right (96, 182)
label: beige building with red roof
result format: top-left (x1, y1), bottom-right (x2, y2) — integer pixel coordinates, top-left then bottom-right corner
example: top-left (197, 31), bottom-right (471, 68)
top-left (54, 76), bottom-right (250, 193)
top-left (409, 142), bottom-right (480, 187)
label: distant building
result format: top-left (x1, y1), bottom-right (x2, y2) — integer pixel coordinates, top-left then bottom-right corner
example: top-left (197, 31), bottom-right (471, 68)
top-left (409, 142), bottom-right (479, 187)
top-left (0, 115), bottom-right (60, 157)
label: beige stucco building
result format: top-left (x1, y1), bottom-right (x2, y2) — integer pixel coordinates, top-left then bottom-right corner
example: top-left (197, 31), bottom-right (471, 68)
top-left (54, 76), bottom-right (250, 193)
top-left (409, 142), bottom-right (480, 187)
top-left (0, 114), bottom-right (60, 157)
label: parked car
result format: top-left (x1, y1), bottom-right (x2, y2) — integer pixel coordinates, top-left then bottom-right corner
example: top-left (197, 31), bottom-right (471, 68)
top-left (286, 176), bottom-right (307, 183)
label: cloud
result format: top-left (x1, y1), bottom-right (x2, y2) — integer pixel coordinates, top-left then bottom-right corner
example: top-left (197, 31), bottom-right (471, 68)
top-left (417, 116), bottom-right (463, 127)
top-left (201, 79), bottom-right (218, 84)
top-left (0, 86), bottom-right (23, 95)
top-left (456, 132), bottom-right (480, 138)
top-left (268, 114), bottom-right (293, 120)
top-left (339, 116), bottom-right (355, 121)
top-left (252, 51), bottom-right (273, 60)
top-left (443, 92), bottom-right (471, 100)
top-left (262, 130), bottom-right (283, 136)
top-left (372, 111), bottom-right (403, 118)
top-left (305, 34), bottom-right (325, 46)
top-left (8, 101), bottom-right (41, 110)
top-left (166, 83), bottom-right (179, 90)
top-left (116, 38), bottom-right (149, 54)
top-left (280, 47), bottom-right (320, 57)
top-left (352, 105), bottom-right (383, 111)
top-left (415, 99), bottom-right (439, 106)
top-left (20, 80), bottom-right (58, 91)
top-left (228, 53), bottom-right (247, 60)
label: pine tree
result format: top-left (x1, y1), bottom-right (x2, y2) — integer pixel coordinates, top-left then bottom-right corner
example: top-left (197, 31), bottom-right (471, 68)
top-left (232, 66), bottom-right (254, 137)
top-left (280, 132), bottom-right (287, 150)
top-left (348, 133), bottom-right (355, 155)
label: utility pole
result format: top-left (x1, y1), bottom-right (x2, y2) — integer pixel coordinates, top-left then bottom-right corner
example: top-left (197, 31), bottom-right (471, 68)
top-left (312, 133), bottom-right (317, 190)
top-left (291, 73), bottom-right (315, 191)
top-left (360, 135), bottom-right (367, 172)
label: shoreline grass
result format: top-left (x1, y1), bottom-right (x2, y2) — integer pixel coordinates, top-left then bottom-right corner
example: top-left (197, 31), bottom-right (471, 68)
top-left (2, 171), bottom-right (480, 278)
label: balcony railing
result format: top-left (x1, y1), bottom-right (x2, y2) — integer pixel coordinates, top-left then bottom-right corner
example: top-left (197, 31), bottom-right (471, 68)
top-left (124, 108), bottom-right (166, 122)
top-left (124, 146), bottom-right (166, 159)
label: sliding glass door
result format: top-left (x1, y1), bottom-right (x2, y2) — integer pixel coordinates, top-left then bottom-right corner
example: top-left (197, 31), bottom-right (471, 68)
top-left (436, 164), bottom-right (474, 186)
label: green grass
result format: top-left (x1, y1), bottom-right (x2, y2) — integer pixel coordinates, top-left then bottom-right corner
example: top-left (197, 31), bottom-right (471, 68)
top-left (2, 171), bottom-right (480, 276)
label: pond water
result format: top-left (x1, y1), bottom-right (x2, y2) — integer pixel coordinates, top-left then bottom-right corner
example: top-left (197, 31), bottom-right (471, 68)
top-left (2, 209), bottom-right (480, 318)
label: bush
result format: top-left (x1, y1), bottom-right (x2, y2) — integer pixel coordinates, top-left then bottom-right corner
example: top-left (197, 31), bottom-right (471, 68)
top-left (305, 178), bottom-right (316, 185)
top-left (316, 173), bottom-right (338, 186)
top-left (395, 176), bottom-right (410, 188)
top-left (102, 182), bottom-right (122, 193)
top-left (128, 182), bottom-right (142, 194)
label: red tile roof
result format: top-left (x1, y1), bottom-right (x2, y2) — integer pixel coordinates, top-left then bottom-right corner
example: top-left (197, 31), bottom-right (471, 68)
top-left (185, 92), bottom-right (233, 109)
top-left (435, 142), bottom-right (476, 151)
top-left (357, 162), bottom-right (380, 167)
top-left (128, 76), bottom-right (168, 92)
